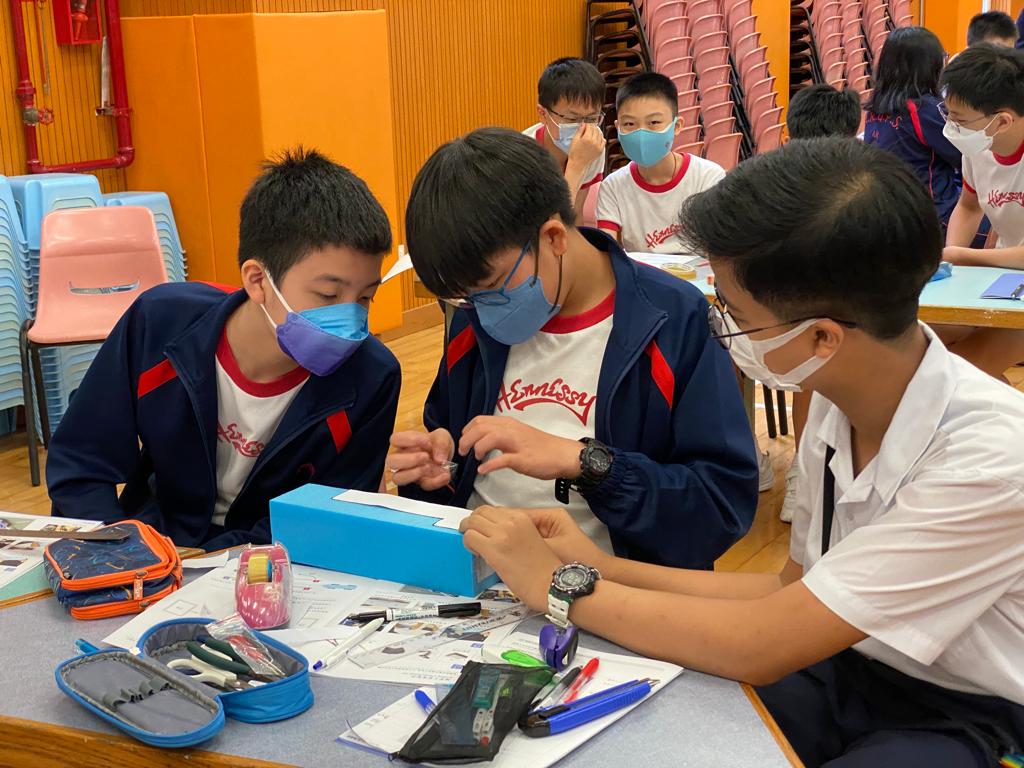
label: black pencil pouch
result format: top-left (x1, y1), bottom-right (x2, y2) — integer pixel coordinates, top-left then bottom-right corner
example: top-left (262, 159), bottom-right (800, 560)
top-left (397, 661), bottom-right (554, 764)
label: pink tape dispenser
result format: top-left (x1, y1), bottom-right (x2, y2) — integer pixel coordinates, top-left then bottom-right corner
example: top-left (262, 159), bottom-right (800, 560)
top-left (235, 543), bottom-right (292, 629)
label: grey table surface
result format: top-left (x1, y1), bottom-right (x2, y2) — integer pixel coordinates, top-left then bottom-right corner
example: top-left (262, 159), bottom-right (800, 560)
top-left (0, 579), bottom-right (795, 768)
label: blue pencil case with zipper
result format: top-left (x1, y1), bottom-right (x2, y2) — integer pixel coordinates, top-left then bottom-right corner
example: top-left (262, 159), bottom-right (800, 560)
top-left (53, 617), bottom-right (314, 748)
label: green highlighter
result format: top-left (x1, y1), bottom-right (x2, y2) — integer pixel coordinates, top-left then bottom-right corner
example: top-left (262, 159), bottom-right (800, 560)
top-left (501, 649), bottom-right (548, 668)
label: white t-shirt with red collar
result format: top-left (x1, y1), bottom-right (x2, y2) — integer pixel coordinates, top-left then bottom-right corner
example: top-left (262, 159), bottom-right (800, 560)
top-left (213, 332), bottom-right (309, 527)
top-left (522, 123), bottom-right (605, 191)
top-left (468, 291), bottom-right (616, 553)
top-left (595, 153), bottom-right (726, 253)
top-left (962, 138), bottom-right (1024, 247)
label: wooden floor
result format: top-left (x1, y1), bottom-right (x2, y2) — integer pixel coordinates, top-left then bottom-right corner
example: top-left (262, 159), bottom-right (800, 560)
top-left (2, 322), bottom-right (1022, 576)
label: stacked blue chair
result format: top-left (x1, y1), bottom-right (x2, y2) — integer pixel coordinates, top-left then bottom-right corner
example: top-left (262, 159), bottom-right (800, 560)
top-left (6, 173), bottom-right (104, 438)
top-left (104, 192), bottom-right (187, 282)
top-left (0, 178), bottom-right (34, 435)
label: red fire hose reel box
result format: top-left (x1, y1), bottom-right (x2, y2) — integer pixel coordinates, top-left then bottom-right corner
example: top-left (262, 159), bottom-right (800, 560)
top-left (53, 0), bottom-right (102, 45)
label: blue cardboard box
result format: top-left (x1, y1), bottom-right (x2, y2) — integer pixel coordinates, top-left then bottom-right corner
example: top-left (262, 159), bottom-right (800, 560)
top-left (270, 485), bottom-right (499, 597)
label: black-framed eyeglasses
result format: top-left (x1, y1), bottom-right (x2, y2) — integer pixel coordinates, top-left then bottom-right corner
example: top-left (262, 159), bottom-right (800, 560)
top-left (707, 288), bottom-right (856, 349)
top-left (546, 107), bottom-right (605, 126)
top-left (441, 241), bottom-right (537, 310)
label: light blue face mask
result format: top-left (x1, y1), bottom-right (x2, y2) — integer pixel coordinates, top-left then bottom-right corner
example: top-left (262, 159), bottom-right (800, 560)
top-left (619, 118), bottom-right (678, 167)
top-left (469, 242), bottom-right (562, 346)
top-left (551, 121), bottom-right (580, 154)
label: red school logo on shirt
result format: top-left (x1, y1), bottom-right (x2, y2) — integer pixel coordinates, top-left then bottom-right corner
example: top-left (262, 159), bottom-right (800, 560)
top-left (645, 223), bottom-right (683, 249)
top-left (218, 422), bottom-right (264, 458)
top-left (987, 189), bottom-right (1024, 209)
top-left (495, 379), bottom-right (597, 425)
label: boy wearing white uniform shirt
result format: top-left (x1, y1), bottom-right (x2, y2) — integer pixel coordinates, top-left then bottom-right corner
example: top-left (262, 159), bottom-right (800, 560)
top-left (597, 72), bottom-right (726, 253)
top-left (460, 139), bottom-right (1024, 768)
top-left (939, 44), bottom-right (1024, 379)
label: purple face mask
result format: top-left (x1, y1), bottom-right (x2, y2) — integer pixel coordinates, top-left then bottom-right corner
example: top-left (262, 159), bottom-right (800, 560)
top-left (261, 272), bottom-right (369, 377)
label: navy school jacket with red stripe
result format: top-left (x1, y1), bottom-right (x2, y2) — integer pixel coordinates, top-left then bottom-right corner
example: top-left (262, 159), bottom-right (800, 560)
top-left (45, 282), bottom-right (401, 551)
top-left (402, 227), bottom-right (759, 569)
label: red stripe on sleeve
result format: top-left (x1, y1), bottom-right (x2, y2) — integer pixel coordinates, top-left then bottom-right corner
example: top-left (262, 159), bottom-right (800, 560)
top-left (137, 359), bottom-right (178, 399)
top-left (645, 341), bottom-right (675, 408)
top-left (326, 410), bottom-right (352, 453)
top-left (446, 326), bottom-right (477, 373)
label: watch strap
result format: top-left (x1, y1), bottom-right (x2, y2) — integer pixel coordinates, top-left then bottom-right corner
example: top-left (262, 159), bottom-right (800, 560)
top-left (546, 589), bottom-right (571, 629)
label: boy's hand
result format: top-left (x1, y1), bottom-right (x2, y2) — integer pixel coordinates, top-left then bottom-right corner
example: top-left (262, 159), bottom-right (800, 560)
top-left (566, 123), bottom-right (605, 170)
top-left (523, 507), bottom-right (612, 572)
top-left (460, 506), bottom-right (562, 612)
top-left (458, 416), bottom-right (582, 480)
top-left (387, 429), bottom-right (456, 491)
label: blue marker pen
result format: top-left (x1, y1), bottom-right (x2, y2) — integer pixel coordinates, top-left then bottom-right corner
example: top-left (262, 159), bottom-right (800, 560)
top-left (415, 689), bottom-right (436, 715)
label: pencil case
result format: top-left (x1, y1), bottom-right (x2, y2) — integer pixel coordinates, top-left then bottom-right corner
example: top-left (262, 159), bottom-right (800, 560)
top-left (54, 617), bottom-right (314, 748)
top-left (43, 519), bottom-right (183, 620)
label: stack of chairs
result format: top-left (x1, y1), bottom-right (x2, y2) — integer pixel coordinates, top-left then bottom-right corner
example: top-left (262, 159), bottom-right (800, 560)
top-left (0, 179), bottom-right (33, 435)
top-left (790, 0), bottom-right (914, 108)
top-left (104, 192), bottom-right (187, 282)
top-left (1, 174), bottom-right (187, 438)
top-left (587, 1), bottom-right (654, 174)
top-left (629, 0), bottom-right (784, 169)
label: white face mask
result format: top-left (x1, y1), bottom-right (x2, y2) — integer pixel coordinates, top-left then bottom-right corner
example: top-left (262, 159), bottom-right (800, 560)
top-left (722, 314), bottom-right (834, 392)
top-left (942, 116), bottom-right (996, 156)
top-left (551, 120), bottom-right (580, 153)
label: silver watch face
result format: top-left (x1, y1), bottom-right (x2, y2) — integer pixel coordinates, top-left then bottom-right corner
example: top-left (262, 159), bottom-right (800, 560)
top-left (555, 563), bottom-right (594, 594)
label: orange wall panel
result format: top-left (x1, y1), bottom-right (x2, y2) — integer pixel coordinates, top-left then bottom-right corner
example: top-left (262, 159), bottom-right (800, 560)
top-left (121, 16), bottom-right (216, 282)
top-left (252, 11), bottom-right (402, 331)
top-left (752, 0), bottom-right (790, 109)
top-left (926, 0), bottom-right (983, 54)
top-left (192, 14), bottom-right (267, 286)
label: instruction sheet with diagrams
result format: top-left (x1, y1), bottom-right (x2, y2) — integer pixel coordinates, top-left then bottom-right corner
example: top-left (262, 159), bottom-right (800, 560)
top-left (337, 631), bottom-right (684, 766)
top-left (0, 511), bottom-right (103, 592)
top-left (103, 561), bottom-right (534, 686)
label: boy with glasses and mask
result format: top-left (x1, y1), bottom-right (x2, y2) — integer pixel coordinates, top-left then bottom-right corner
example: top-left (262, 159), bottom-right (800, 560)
top-left (935, 44), bottom-right (1024, 379)
top-left (47, 149), bottom-right (401, 550)
top-left (388, 127), bottom-right (758, 570)
top-left (522, 57), bottom-right (608, 215)
top-left (459, 138), bottom-right (1024, 768)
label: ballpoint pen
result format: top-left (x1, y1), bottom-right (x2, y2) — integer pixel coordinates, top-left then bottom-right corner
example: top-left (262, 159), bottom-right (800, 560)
top-left (561, 657), bottom-right (599, 703)
top-left (313, 617), bottom-right (384, 671)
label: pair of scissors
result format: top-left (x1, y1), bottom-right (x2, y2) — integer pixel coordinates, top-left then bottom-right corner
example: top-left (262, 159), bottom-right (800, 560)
top-left (185, 636), bottom-right (275, 682)
top-left (167, 656), bottom-right (247, 691)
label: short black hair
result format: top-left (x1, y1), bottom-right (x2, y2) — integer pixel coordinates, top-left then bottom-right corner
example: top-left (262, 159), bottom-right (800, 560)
top-left (538, 57), bottom-right (606, 110)
top-left (678, 138), bottom-right (941, 340)
top-left (865, 26), bottom-right (945, 117)
top-left (941, 43), bottom-right (1024, 116)
top-left (967, 11), bottom-right (1017, 46)
top-left (615, 71), bottom-right (678, 113)
top-left (786, 85), bottom-right (861, 139)
top-left (405, 127), bottom-right (576, 299)
top-left (238, 147), bottom-right (392, 279)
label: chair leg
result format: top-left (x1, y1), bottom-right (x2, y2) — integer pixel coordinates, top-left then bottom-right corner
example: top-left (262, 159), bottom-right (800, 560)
top-left (31, 345), bottom-right (52, 448)
top-left (762, 383), bottom-right (778, 439)
top-left (19, 322), bottom-right (40, 487)
top-left (777, 390), bottom-right (789, 436)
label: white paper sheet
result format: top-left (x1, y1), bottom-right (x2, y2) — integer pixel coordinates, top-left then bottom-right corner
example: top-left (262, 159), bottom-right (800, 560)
top-left (382, 245), bottom-right (414, 283)
top-left (627, 251), bottom-right (704, 269)
top-left (103, 563), bottom-right (397, 650)
top-left (0, 512), bottom-right (103, 592)
top-left (337, 634), bottom-right (683, 766)
top-left (333, 489), bottom-right (472, 531)
top-left (180, 551), bottom-right (230, 569)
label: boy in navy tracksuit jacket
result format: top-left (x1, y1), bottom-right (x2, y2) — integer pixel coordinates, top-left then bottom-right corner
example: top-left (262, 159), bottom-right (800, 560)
top-left (46, 149), bottom-right (400, 551)
top-left (388, 128), bottom-right (758, 570)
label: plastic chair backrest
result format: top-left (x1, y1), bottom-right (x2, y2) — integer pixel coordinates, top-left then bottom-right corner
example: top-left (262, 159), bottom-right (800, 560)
top-left (678, 104), bottom-right (702, 126)
top-left (705, 116), bottom-right (737, 142)
top-left (671, 72), bottom-right (697, 94)
top-left (653, 16), bottom-right (689, 48)
top-left (659, 56), bottom-right (695, 80)
top-left (757, 123), bottom-right (784, 154)
top-left (701, 100), bottom-right (734, 125)
top-left (581, 182), bottom-right (601, 229)
top-left (753, 106), bottom-right (784, 138)
top-left (700, 83), bottom-right (733, 108)
top-left (695, 45), bottom-right (730, 70)
top-left (693, 31), bottom-right (729, 57)
top-left (676, 140), bottom-right (705, 157)
top-left (655, 36), bottom-right (693, 66)
top-left (29, 207), bottom-right (169, 345)
top-left (697, 64), bottom-right (731, 87)
top-left (705, 133), bottom-right (743, 170)
top-left (676, 123), bottom-right (703, 145)
top-left (678, 88), bottom-right (700, 107)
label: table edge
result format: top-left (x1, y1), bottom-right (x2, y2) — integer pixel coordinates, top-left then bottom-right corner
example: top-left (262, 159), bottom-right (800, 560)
top-left (742, 684), bottom-right (804, 767)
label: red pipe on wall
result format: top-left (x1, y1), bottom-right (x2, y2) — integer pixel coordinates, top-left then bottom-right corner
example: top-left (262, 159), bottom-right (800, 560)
top-left (8, 0), bottom-right (134, 174)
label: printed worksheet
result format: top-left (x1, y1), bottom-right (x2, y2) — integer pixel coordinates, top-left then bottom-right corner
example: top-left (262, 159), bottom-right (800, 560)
top-left (337, 633), bottom-right (683, 766)
top-left (0, 512), bottom-right (103, 592)
top-left (103, 563), bottom-right (397, 649)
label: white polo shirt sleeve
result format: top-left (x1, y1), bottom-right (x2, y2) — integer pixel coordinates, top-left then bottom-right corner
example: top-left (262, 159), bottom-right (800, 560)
top-left (962, 153), bottom-right (976, 195)
top-left (802, 469), bottom-right (1024, 666)
top-left (595, 178), bottom-right (622, 233)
